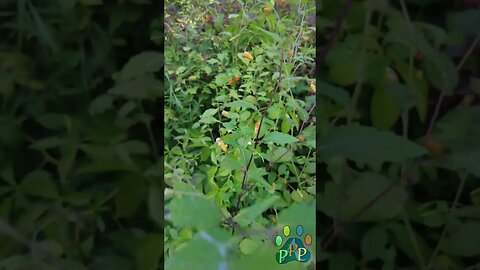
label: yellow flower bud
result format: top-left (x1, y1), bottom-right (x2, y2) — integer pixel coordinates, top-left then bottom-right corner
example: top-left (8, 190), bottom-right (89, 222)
top-left (215, 138), bottom-right (228, 152)
top-left (309, 82), bottom-right (316, 93)
top-left (264, 7), bottom-right (271, 15)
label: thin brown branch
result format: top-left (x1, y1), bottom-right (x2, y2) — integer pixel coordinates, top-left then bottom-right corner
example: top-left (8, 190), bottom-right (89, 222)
top-left (426, 34), bottom-right (480, 137)
top-left (322, 178), bottom-right (400, 251)
top-left (265, 103), bottom-right (316, 172)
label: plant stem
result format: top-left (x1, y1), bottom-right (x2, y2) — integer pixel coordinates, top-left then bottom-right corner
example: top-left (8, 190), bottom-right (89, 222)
top-left (426, 173), bottom-right (468, 270)
top-left (426, 34), bottom-right (480, 137)
top-left (231, 49), bottom-right (286, 233)
top-left (402, 211), bottom-right (427, 270)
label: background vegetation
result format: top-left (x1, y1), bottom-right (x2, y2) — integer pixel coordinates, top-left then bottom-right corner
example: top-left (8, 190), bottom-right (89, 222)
top-left (318, 0), bottom-right (480, 269)
top-left (0, 0), bottom-right (162, 269)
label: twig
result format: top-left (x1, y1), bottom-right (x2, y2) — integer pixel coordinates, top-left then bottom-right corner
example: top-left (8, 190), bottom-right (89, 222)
top-left (265, 103), bottom-right (315, 172)
top-left (402, 211), bottom-right (427, 270)
top-left (426, 34), bottom-right (480, 137)
top-left (425, 173), bottom-right (468, 270)
top-left (322, 178), bottom-right (400, 250)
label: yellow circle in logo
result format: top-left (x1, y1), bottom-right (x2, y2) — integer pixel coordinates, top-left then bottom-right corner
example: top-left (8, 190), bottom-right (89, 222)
top-left (283, 225), bottom-right (290, 237)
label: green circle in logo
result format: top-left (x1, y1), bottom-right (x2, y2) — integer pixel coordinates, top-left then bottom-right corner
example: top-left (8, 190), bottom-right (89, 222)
top-left (275, 235), bottom-right (282, 246)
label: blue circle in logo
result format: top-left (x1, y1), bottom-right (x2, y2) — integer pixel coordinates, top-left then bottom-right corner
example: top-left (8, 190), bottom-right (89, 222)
top-left (296, 225), bottom-right (303, 236)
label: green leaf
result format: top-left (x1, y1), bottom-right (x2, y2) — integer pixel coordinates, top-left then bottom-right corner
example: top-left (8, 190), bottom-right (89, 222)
top-left (167, 192), bottom-right (223, 230)
top-left (326, 47), bottom-right (361, 86)
top-left (361, 226), bottom-right (387, 261)
top-left (120, 51), bottom-right (163, 80)
top-left (29, 136), bottom-right (65, 150)
top-left (269, 147), bottom-right (293, 163)
top-left (114, 175), bottom-right (147, 218)
top-left (263, 132), bottom-right (299, 146)
top-left (329, 252), bottom-right (356, 270)
top-left (226, 100), bottom-right (258, 111)
top-left (440, 222), bottom-right (480, 257)
top-left (423, 52), bottom-right (458, 95)
top-left (318, 82), bottom-right (350, 105)
top-left (21, 170), bottom-right (59, 199)
top-left (89, 94), bottom-right (114, 115)
top-left (136, 234), bottom-right (162, 270)
top-left (234, 195), bottom-right (280, 227)
top-left (215, 73), bottom-right (229, 86)
top-left (319, 123), bottom-right (427, 164)
top-left (250, 24), bottom-right (281, 42)
top-left (249, 166), bottom-right (274, 194)
top-left (371, 86), bottom-right (401, 130)
top-left (337, 173), bottom-right (408, 222)
top-left (200, 108), bottom-right (218, 118)
top-left (148, 187), bottom-right (162, 226)
top-left (109, 75), bottom-right (161, 100)
top-left (239, 238), bottom-right (260, 255)
top-left (165, 229), bottom-right (230, 270)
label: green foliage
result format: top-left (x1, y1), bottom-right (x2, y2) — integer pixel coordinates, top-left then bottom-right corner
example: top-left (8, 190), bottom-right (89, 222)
top-left (165, 0), bottom-right (316, 268)
top-left (0, 0), bottom-right (162, 269)
top-left (319, 0), bottom-right (480, 269)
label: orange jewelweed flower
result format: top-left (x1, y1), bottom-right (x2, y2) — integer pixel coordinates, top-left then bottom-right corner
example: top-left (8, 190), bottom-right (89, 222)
top-left (205, 14), bottom-right (213, 24)
top-left (254, 121), bottom-right (261, 136)
top-left (243, 51), bottom-right (254, 60)
top-left (425, 137), bottom-right (444, 156)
